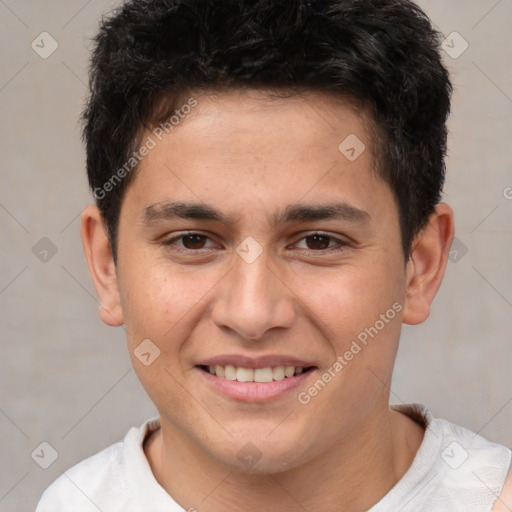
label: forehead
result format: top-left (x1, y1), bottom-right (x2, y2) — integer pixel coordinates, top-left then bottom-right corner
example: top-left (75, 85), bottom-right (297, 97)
top-left (169, 89), bottom-right (374, 155)
top-left (123, 89), bottom-right (394, 229)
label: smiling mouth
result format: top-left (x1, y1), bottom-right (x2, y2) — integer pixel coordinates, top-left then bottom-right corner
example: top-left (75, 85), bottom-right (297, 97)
top-left (197, 364), bottom-right (316, 383)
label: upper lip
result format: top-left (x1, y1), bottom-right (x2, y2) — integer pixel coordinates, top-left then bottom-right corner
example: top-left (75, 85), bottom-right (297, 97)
top-left (196, 355), bottom-right (317, 369)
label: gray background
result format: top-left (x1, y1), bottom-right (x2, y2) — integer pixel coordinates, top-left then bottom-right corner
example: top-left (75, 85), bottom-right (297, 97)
top-left (0, 1), bottom-right (511, 511)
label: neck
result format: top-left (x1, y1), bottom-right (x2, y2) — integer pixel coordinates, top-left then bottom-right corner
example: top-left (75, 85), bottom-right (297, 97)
top-left (144, 403), bottom-right (424, 512)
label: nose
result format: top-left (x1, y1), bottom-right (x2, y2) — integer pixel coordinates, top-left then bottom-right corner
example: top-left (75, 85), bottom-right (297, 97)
top-left (211, 247), bottom-right (296, 341)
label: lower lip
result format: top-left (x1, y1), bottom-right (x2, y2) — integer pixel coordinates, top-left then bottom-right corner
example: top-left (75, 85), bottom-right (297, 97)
top-left (196, 367), bottom-right (315, 403)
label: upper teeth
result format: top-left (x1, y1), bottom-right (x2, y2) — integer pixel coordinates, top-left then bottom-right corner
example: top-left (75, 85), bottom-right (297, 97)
top-left (207, 365), bottom-right (304, 382)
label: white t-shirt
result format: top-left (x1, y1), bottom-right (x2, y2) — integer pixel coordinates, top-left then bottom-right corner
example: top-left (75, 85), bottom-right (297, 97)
top-left (36, 403), bottom-right (511, 511)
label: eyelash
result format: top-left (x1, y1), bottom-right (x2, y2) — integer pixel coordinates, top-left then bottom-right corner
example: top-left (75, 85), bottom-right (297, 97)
top-left (161, 231), bottom-right (350, 254)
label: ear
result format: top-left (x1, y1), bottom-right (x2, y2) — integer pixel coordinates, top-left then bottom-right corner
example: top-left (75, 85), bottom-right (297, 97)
top-left (81, 205), bottom-right (124, 327)
top-left (402, 203), bottom-right (455, 325)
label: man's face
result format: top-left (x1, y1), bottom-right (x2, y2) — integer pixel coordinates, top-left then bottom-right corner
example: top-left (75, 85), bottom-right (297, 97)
top-left (115, 90), bottom-right (408, 471)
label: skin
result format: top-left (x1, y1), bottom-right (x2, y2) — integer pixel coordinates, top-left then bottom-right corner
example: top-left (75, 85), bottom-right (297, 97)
top-left (82, 90), bottom-right (459, 511)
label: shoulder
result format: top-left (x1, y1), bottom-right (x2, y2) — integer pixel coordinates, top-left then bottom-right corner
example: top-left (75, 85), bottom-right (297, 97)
top-left (36, 419), bottom-right (159, 512)
top-left (433, 414), bottom-right (512, 510)
top-left (392, 403), bottom-right (512, 510)
top-left (36, 439), bottom-right (127, 512)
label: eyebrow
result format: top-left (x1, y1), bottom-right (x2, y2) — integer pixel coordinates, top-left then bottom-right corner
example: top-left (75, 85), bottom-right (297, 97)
top-left (142, 200), bottom-right (371, 227)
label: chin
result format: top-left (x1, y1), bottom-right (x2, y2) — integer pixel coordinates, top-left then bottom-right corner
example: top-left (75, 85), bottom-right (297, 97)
top-left (212, 429), bottom-right (314, 474)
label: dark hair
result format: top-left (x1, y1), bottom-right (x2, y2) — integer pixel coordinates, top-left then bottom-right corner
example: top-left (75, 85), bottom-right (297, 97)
top-left (82, 0), bottom-right (452, 261)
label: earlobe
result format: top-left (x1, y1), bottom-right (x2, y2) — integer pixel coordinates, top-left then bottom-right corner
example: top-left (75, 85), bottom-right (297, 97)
top-left (81, 205), bottom-right (124, 327)
top-left (402, 203), bottom-right (455, 325)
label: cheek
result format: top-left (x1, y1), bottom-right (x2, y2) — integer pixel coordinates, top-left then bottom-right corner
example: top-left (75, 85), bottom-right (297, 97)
top-left (118, 261), bottom-right (195, 344)
top-left (119, 264), bottom-right (202, 406)
top-left (299, 262), bottom-right (402, 337)
top-left (297, 259), bottom-right (405, 405)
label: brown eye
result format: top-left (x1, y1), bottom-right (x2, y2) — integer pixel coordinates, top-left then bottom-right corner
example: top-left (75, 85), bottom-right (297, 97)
top-left (162, 232), bottom-right (216, 252)
top-left (304, 234), bottom-right (332, 250)
top-left (180, 234), bottom-right (208, 249)
top-left (293, 232), bottom-right (350, 253)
